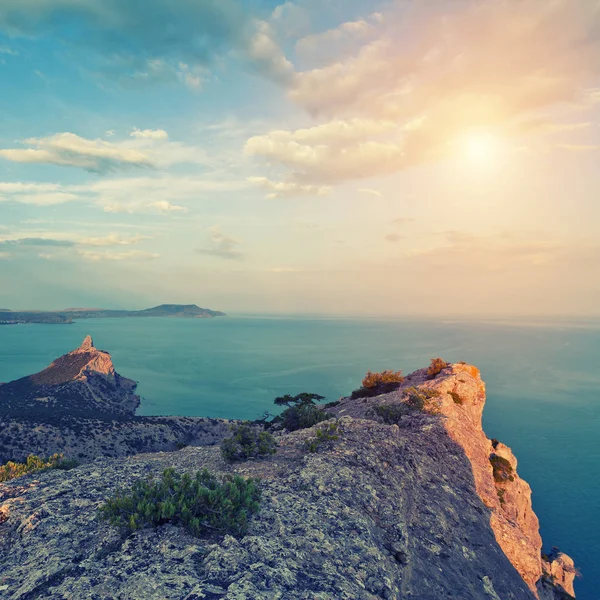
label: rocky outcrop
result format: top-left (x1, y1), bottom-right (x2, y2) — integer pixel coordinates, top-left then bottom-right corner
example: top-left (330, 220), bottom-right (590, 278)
top-left (328, 363), bottom-right (576, 599)
top-left (0, 337), bottom-right (230, 464)
top-left (0, 336), bottom-right (139, 419)
top-left (0, 362), bottom-right (575, 599)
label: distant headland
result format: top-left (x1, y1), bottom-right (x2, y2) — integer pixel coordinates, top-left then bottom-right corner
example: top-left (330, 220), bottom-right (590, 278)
top-left (0, 304), bottom-right (226, 325)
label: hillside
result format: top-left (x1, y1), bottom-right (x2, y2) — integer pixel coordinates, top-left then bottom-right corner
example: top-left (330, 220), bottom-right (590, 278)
top-left (0, 348), bottom-right (576, 599)
top-left (0, 304), bottom-right (225, 324)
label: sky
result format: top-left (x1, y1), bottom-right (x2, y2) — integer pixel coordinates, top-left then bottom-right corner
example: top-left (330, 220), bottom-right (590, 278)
top-left (0, 0), bottom-right (599, 317)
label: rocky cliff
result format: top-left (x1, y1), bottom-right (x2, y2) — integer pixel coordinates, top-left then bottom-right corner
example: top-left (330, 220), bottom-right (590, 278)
top-left (0, 359), bottom-right (575, 599)
top-left (0, 337), bottom-right (230, 463)
top-left (326, 363), bottom-right (576, 599)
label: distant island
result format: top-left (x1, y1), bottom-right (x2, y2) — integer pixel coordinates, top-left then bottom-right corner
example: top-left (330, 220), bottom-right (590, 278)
top-left (0, 304), bottom-right (226, 325)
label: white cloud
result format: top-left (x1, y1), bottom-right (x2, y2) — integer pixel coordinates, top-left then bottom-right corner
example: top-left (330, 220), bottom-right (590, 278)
top-left (197, 226), bottom-right (243, 259)
top-left (130, 128), bottom-right (169, 140)
top-left (79, 234), bottom-right (149, 247)
top-left (359, 188), bottom-right (382, 198)
top-left (296, 17), bottom-right (375, 63)
top-left (246, 0), bottom-right (600, 187)
top-left (0, 130), bottom-right (213, 173)
top-left (93, 175), bottom-right (245, 213)
top-left (246, 118), bottom-right (395, 147)
top-left (248, 177), bottom-right (330, 199)
top-left (78, 249), bottom-right (160, 262)
top-left (246, 20), bottom-right (295, 84)
top-left (0, 182), bottom-right (62, 193)
top-left (0, 133), bottom-right (154, 173)
top-left (245, 118), bottom-right (411, 184)
top-left (0, 182), bottom-right (79, 206)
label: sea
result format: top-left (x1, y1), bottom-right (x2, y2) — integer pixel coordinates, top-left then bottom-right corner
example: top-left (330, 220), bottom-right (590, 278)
top-left (0, 315), bottom-right (598, 599)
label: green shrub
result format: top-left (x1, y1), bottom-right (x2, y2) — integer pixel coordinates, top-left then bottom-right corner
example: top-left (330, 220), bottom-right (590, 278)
top-left (448, 391), bottom-right (464, 405)
top-left (489, 454), bottom-right (515, 483)
top-left (373, 404), bottom-right (407, 424)
top-left (0, 453), bottom-right (78, 482)
top-left (305, 422), bottom-right (340, 453)
top-left (271, 393), bottom-right (331, 432)
top-left (221, 424), bottom-right (278, 462)
top-left (427, 358), bottom-right (448, 379)
top-left (404, 387), bottom-right (441, 412)
top-left (98, 467), bottom-right (260, 537)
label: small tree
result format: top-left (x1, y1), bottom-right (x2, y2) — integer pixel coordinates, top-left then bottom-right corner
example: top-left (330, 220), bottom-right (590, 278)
top-left (271, 393), bottom-right (330, 432)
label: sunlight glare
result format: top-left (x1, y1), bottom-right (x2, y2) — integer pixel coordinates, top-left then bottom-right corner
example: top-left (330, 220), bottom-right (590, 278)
top-left (463, 131), bottom-right (500, 164)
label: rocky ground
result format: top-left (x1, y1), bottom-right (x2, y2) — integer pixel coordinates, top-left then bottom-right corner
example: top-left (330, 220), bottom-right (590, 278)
top-left (0, 364), bottom-right (576, 600)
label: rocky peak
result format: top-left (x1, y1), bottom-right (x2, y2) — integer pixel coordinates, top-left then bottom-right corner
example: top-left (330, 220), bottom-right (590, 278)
top-left (0, 338), bottom-right (139, 420)
top-left (78, 335), bottom-right (94, 351)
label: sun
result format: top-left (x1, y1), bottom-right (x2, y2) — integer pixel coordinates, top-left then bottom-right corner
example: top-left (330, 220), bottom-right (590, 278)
top-left (462, 131), bottom-right (500, 163)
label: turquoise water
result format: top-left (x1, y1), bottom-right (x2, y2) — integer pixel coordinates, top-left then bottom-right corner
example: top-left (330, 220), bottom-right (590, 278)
top-left (0, 316), bottom-right (598, 599)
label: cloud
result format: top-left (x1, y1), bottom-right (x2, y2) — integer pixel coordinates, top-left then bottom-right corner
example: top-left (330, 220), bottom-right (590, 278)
top-left (130, 128), bottom-right (169, 140)
top-left (0, 0), bottom-right (293, 86)
top-left (102, 200), bottom-right (187, 214)
top-left (246, 118), bottom-right (395, 148)
top-left (385, 233), bottom-right (402, 243)
top-left (406, 231), bottom-right (586, 272)
top-left (93, 175), bottom-right (245, 212)
top-left (0, 131), bottom-right (211, 173)
top-left (295, 16), bottom-right (377, 65)
top-left (391, 218), bottom-right (415, 226)
top-left (0, 133), bottom-right (154, 173)
top-left (359, 188), bottom-right (382, 198)
top-left (0, 237), bottom-right (75, 248)
top-left (291, 1), bottom-right (600, 118)
top-left (78, 234), bottom-right (149, 247)
top-left (78, 249), bottom-right (160, 262)
top-left (245, 118), bottom-right (410, 184)
top-left (248, 176), bottom-right (330, 199)
top-left (197, 226), bottom-right (243, 259)
top-left (246, 20), bottom-right (295, 84)
top-left (243, 0), bottom-right (600, 186)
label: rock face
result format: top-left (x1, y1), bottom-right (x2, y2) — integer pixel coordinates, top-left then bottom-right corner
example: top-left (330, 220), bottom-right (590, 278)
top-left (327, 363), bottom-right (576, 600)
top-left (0, 362), bottom-right (575, 599)
top-left (0, 337), bottom-right (230, 463)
